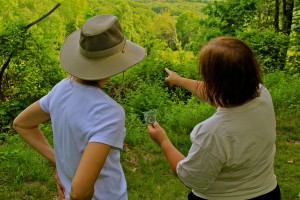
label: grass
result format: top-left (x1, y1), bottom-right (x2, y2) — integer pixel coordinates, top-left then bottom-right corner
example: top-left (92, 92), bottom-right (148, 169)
top-left (0, 131), bottom-right (190, 200)
top-left (274, 109), bottom-right (300, 199)
top-left (1, 115), bottom-right (299, 199)
top-left (0, 71), bottom-right (299, 199)
top-left (123, 143), bottom-right (190, 200)
top-left (0, 135), bottom-right (57, 200)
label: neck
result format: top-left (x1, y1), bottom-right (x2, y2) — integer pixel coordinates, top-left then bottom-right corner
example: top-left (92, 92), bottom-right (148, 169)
top-left (73, 77), bottom-right (106, 88)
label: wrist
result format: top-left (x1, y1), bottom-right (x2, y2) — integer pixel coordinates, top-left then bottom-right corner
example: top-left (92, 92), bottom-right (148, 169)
top-left (159, 138), bottom-right (170, 148)
top-left (177, 76), bottom-right (184, 87)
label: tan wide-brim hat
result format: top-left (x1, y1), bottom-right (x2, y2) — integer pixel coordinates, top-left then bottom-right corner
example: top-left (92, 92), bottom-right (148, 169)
top-left (60, 14), bottom-right (146, 80)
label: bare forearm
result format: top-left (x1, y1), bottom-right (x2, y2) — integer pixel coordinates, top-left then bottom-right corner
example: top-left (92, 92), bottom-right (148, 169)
top-left (12, 101), bottom-right (54, 162)
top-left (178, 77), bottom-right (205, 100)
top-left (69, 143), bottom-right (110, 200)
top-left (160, 139), bottom-right (185, 175)
top-left (147, 122), bottom-right (185, 175)
top-left (14, 126), bottom-right (55, 163)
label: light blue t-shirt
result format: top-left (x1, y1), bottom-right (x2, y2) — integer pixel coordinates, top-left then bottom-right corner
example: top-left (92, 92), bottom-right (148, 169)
top-left (40, 78), bottom-right (128, 200)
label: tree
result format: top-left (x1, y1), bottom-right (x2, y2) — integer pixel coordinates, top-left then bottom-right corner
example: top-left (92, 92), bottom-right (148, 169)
top-left (275, 0), bottom-right (280, 32)
top-left (202, 0), bottom-right (258, 35)
top-left (152, 12), bottom-right (179, 50)
top-left (238, 29), bottom-right (289, 71)
top-left (176, 11), bottom-right (200, 49)
top-left (0, 3), bottom-right (61, 101)
top-left (282, 0), bottom-right (295, 35)
top-left (0, 2), bottom-right (63, 133)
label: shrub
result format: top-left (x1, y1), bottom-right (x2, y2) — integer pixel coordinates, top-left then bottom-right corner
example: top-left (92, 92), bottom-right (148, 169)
top-left (237, 30), bottom-right (289, 72)
top-left (161, 96), bottom-right (215, 135)
top-left (263, 71), bottom-right (300, 110)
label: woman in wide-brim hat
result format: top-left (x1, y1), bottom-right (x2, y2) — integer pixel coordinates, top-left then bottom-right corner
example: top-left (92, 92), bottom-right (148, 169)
top-left (13, 14), bottom-right (145, 200)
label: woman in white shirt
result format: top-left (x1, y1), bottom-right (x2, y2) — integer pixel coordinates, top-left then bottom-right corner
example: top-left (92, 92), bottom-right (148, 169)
top-left (13, 14), bottom-right (145, 200)
top-left (147, 36), bottom-right (280, 200)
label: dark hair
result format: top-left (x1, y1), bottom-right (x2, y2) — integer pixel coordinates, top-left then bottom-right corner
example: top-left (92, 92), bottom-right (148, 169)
top-left (198, 36), bottom-right (262, 107)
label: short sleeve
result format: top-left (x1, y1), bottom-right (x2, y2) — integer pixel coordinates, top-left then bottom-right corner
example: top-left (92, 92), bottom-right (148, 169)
top-left (87, 103), bottom-right (126, 150)
top-left (39, 79), bottom-right (65, 113)
top-left (39, 91), bottom-right (52, 113)
top-left (176, 143), bottom-right (223, 192)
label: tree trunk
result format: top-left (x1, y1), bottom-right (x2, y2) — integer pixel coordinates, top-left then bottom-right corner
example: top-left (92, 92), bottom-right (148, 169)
top-left (282, 0), bottom-right (294, 35)
top-left (0, 53), bottom-right (13, 101)
top-left (274, 0), bottom-right (280, 32)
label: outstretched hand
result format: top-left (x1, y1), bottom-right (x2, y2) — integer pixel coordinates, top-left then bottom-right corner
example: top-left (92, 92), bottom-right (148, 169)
top-left (147, 122), bottom-right (169, 146)
top-left (165, 68), bottom-right (182, 87)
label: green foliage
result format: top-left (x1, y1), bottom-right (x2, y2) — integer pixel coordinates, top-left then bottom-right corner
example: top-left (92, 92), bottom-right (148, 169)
top-left (1, 71), bottom-right (300, 199)
top-left (123, 112), bottom-right (148, 146)
top-left (140, 0), bottom-right (206, 16)
top-left (263, 71), bottom-right (300, 111)
top-left (285, 50), bottom-right (300, 74)
top-left (1, 0), bottom-right (300, 199)
top-left (202, 0), bottom-right (258, 35)
top-left (1, 100), bottom-right (23, 135)
top-left (152, 12), bottom-right (179, 50)
top-left (185, 24), bottom-right (223, 54)
top-left (0, 2), bottom-right (67, 132)
top-left (123, 83), bottom-right (170, 117)
top-left (0, 24), bottom-right (64, 132)
top-left (237, 29), bottom-right (290, 72)
top-left (252, 0), bottom-right (275, 30)
top-left (176, 11), bottom-right (200, 48)
top-left (161, 97), bottom-right (215, 135)
top-left (291, 5), bottom-right (300, 48)
top-left (152, 5), bottom-right (170, 14)
top-left (0, 21), bottom-right (28, 57)
top-left (0, 132), bottom-right (56, 199)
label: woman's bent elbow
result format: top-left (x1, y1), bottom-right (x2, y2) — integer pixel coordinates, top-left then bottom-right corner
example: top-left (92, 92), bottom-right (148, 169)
top-left (12, 119), bottom-right (21, 131)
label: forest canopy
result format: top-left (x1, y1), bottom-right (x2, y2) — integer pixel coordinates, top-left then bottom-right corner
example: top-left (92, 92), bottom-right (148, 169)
top-left (0, 0), bottom-right (299, 133)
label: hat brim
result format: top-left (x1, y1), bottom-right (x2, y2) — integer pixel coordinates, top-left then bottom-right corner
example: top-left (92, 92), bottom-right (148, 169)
top-left (60, 30), bottom-right (146, 80)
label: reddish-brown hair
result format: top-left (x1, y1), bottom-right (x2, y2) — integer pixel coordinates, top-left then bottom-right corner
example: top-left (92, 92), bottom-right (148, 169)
top-left (198, 36), bottom-right (262, 107)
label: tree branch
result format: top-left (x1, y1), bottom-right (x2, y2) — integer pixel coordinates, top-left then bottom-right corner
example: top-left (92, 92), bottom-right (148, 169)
top-left (25, 3), bottom-right (61, 30)
top-left (0, 3), bottom-right (61, 101)
top-left (0, 53), bottom-right (13, 101)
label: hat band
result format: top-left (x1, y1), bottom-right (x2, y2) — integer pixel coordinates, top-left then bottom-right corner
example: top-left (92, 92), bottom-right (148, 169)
top-left (80, 38), bottom-right (126, 59)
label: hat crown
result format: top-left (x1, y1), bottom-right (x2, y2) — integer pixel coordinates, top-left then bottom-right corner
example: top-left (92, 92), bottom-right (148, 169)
top-left (79, 15), bottom-right (125, 55)
top-left (60, 14), bottom-right (145, 80)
